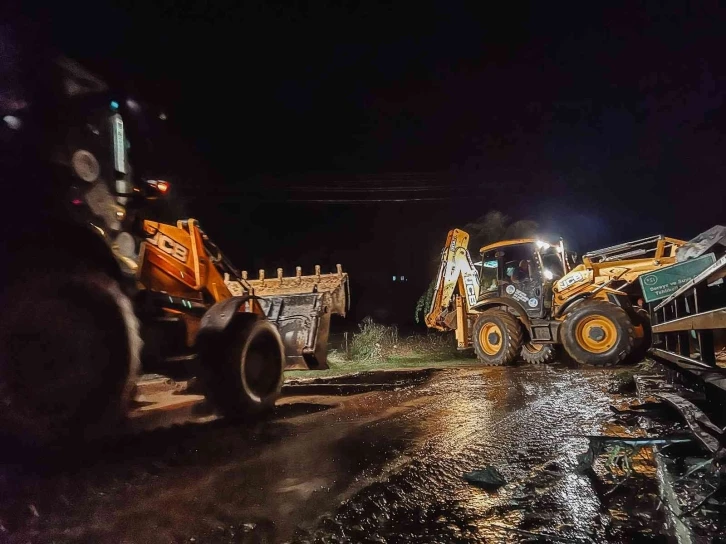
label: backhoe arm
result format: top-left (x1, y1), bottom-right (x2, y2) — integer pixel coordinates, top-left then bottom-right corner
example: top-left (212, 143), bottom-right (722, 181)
top-left (425, 229), bottom-right (480, 330)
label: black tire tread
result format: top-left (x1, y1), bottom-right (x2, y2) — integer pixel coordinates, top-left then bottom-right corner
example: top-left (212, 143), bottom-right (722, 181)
top-left (472, 309), bottom-right (524, 366)
top-left (198, 315), bottom-right (284, 418)
top-left (622, 308), bottom-right (652, 366)
top-left (521, 343), bottom-right (557, 364)
top-left (0, 269), bottom-right (140, 446)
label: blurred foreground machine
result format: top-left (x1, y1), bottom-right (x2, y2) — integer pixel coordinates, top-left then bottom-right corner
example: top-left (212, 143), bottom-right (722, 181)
top-left (425, 229), bottom-right (685, 366)
top-left (0, 54), bottom-right (347, 446)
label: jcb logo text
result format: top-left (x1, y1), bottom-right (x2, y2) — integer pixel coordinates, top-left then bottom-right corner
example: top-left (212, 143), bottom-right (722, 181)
top-left (148, 232), bottom-right (189, 263)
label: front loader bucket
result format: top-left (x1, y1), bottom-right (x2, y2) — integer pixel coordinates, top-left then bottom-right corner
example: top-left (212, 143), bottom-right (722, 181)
top-left (245, 265), bottom-right (349, 370)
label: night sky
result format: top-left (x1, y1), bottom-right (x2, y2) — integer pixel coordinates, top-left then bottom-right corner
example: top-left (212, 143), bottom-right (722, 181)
top-left (11, 1), bottom-right (726, 324)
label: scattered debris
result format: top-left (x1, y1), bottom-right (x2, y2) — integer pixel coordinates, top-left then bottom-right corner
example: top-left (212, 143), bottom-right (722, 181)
top-left (463, 466), bottom-right (506, 490)
top-left (609, 401), bottom-right (666, 416)
top-left (608, 401), bottom-right (674, 429)
top-left (632, 365), bottom-right (726, 540)
top-left (577, 436), bottom-right (692, 474)
top-left (676, 459), bottom-right (713, 482)
top-left (680, 486), bottom-right (725, 517)
top-left (653, 392), bottom-right (723, 453)
top-left (633, 374), bottom-right (679, 395)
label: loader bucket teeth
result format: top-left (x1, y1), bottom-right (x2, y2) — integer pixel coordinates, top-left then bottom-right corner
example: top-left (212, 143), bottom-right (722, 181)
top-left (247, 265), bottom-right (349, 370)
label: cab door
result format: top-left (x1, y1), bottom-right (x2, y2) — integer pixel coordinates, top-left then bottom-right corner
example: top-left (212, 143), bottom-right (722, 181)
top-left (496, 243), bottom-right (546, 319)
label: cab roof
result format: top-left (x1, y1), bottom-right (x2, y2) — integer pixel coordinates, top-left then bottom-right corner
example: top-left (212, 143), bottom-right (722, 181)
top-left (479, 238), bottom-right (557, 254)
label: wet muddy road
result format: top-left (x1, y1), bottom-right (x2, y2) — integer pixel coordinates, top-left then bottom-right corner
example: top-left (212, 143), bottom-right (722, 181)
top-left (1, 365), bottom-right (663, 543)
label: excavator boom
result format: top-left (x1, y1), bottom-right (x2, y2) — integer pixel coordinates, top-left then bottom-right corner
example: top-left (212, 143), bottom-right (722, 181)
top-left (425, 229), bottom-right (480, 330)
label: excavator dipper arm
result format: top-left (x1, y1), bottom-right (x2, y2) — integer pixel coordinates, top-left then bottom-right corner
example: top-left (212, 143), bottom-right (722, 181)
top-left (424, 229), bottom-right (480, 330)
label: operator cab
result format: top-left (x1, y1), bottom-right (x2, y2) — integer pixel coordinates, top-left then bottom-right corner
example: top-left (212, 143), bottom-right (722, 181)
top-left (478, 240), bottom-right (577, 319)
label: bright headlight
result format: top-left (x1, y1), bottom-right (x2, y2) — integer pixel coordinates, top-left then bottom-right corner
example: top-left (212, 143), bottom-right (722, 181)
top-left (543, 269), bottom-right (554, 280)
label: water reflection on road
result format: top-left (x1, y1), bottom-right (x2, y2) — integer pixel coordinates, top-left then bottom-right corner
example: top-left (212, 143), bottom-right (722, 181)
top-left (300, 366), bottom-right (618, 543)
top-left (0, 365), bottom-right (662, 543)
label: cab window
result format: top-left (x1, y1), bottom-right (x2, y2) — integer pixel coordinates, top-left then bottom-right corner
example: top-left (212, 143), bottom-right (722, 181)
top-left (500, 244), bottom-right (539, 285)
top-left (479, 250), bottom-right (499, 292)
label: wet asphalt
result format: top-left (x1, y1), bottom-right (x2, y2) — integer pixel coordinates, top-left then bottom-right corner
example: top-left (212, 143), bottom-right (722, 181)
top-left (0, 365), bottom-right (666, 543)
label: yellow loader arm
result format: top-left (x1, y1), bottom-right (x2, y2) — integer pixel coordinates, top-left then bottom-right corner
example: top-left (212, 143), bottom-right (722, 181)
top-left (553, 235), bottom-right (686, 307)
top-left (425, 229), bottom-right (480, 330)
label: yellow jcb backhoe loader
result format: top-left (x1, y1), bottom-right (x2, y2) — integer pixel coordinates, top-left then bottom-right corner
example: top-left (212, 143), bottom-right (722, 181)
top-left (426, 229), bottom-right (685, 366)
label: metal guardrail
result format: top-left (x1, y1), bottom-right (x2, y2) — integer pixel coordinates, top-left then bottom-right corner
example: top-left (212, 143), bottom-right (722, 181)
top-left (648, 255), bottom-right (726, 427)
top-left (650, 257), bottom-right (726, 367)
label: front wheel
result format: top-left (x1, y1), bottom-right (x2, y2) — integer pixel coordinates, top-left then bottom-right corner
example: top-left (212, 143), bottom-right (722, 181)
top-left (560, 301), bottom-right (635, 366)
top-left (472, 310), bottom-right (523, 366)
top-left (198, 315), bottom-right (285, 418)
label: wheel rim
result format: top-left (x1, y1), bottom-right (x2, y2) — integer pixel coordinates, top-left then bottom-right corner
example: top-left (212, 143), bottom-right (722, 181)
top-left (478, 322), bottom-right (503, 356)
top-left (575, 315), bottom-right (618, 354)
top-left (242, 328), bottom-right (282, 403)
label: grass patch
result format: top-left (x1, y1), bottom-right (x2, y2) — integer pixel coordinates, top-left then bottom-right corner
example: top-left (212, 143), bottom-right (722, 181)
top-left (347, 317), bottom-right (462, 362)
top-left (286, 317), bottom-right (474, 379)
top-left (608, 370), bottom-right (637, 394)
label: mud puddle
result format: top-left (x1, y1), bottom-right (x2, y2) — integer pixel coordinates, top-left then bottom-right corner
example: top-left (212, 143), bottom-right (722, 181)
top-left (295, 366), bottom-right (673, 543)
top-left (0, 371), bottom-right (431, 543)
top-left (283, 368), bottom-right (438, 396)
top-left (0, 365), bottom-right (688, 543)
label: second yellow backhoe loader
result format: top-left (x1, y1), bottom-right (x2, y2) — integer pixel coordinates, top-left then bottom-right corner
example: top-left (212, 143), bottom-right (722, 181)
top-left (426, 229), bottom-right (686, 366)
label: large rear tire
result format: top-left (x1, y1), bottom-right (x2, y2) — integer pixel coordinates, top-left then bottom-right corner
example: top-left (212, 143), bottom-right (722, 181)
top-left (0, 268), bottom-right (140, 447)
top-left (198, 315), bottom-right (285, 418)
top-left (472, 310), bottom-right (523, 366)
top-left (561, 300), bottom-right (635, 366)
top-left (521, 342), bottom-right (557, 364)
